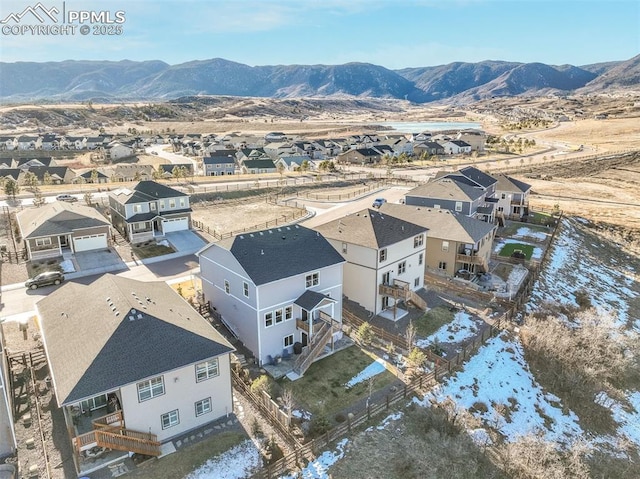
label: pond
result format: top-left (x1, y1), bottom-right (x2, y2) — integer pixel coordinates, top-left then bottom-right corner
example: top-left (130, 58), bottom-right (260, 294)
top-left (375, 121), bottom-right (481, 133)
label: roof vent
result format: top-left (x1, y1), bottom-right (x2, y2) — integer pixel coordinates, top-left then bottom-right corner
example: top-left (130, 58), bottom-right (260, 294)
top-left (261, 249), bottom-right (264, 255)
top-left (250, 233), bottom-right (254, 237)
top-left (259, 231), bottom-right (264, 235)
top-left (282, 236), bottom-right (286, 240)
top-left (239, 235), bottom-right (244, 239)
top-left (268, 230), bottom-right (273, 234)
top-left (137, 313), bottom-right (143, 319)
top-left (129, 315), bottom-right (135, 321)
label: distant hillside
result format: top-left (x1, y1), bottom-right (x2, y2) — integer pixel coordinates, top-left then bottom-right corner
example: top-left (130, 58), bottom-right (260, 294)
top-left (578, 54), bottom-right (640, 93)
top-left (0, 56), bottom-right (634, 104)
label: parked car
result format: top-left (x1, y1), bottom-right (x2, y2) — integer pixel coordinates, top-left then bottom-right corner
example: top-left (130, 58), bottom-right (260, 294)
top-left (56, 194), bottom-right (78, 202)
top-left (454, 269), bottom-right (472, 280)
top-left (25, 271), bottom-right (65, 290)
top-left (372, 198), bottom-right (386, 208)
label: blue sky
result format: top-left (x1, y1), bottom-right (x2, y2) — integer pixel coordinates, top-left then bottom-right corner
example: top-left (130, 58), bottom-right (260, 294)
top-left (0, 0), bottom-right (638, 68)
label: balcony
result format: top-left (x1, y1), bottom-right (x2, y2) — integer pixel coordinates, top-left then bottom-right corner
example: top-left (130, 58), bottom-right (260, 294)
top-left (456, 252), bottom-right (484, 264)
top-left (378, 279), bottom-right (410, 297)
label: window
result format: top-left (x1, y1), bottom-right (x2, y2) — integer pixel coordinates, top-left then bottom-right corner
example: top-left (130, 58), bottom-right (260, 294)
top-left (275, 309), bottom-right (283, 324)
top-left (224, 280), bottom-right (230, 294)
top-left (305, 272), bottom-right (319, 288)
top-left (243, 282), bottom-right (249, 297)
top-left (379, 249), bottom-right (387, 262)
top-left (441, 241), bottom-right (449, 252)
top-left (137, 376), bottom-right (164, 402)
top-left (419, 253), bottom-right (424, 265)
top-left (195, 398), bottom-right (212, 416)
top-left (216, 164), bottom-right (221, 168)
top-left (159, 200), bottom-right (165, 210)
top-left (414, 277), bottom-right (420, 287)
top-left (284, 334), bottom-right (294, 348)
top-left (438, 261), bottom-right (447, 270)
top-left (149, 202), bottom-right (156, 211)
top-left (398, 261), bottom-right (406, 275)
top-left (179, 198), bottom-right (186, 207)
top-left (133, 204), bottom-right (143, 213)
top-left (195, 358), bottom-right (219, 382)
top-left (169, 199), bottom-right (176, 208)
top-left (414, 235), bottom-right (423, 248)
top-left (501, 193), bottom-right (506, 199)
top-left (455, 202), bottom-right (463, 212)
top-left (35, 237), bottom-right (52, 247)
top-left (285, 306), bottom-right (292, 320)
top-left (265, 312), bottom-right (273, 327)
top-left (161, 410), bottom-right (179, 429)
top-left (342, 242), bottom-right (348, 253)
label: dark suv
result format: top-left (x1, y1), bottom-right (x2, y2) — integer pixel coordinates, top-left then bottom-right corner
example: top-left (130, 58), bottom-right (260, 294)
top-left (25, 271), bottom-right (65, 290)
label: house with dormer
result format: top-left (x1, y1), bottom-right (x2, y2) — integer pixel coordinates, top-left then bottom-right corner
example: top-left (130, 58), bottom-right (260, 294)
top-left (108, 181), bottom-right (191, 243)
top-left (313, 209), bottom-right (428, 317)
top-left (198, 225), bottom-right (345, 376)
top-left (36, 275), bottom-right (234, 476)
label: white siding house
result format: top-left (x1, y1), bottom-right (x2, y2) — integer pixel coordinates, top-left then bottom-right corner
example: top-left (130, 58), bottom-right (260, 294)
top-left (198, 225), bottom-right (345, 375)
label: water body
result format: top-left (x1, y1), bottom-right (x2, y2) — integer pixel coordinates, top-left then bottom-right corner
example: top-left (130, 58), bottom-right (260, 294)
top-left (377, 121), bottom-right (481, 133)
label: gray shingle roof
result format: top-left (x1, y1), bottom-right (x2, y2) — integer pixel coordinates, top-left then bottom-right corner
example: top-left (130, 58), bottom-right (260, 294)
top-left (37, 275), bottom-right (234, 406)
top-left (406, 177), bottom-right (485, 202)
top-left (204, 225), bottom-right (344, 286)
top-left (294, 290), bottom-right (336, 311)
top-left (493, 173), bottom-right (531, 193)
top-left (379, 203), bottom-right (496, 243)
top-left (459, 166), bottom-right (497, 188)
top-left (313, 208), bottom-right (427, 249)
top-left (17, 202), bottom-right (110, 239)
top-left (110, 180), bottom-right (188, 205)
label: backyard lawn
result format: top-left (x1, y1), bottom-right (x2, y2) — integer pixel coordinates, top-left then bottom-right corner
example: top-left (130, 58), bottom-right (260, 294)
top-left (497, 242), bottom-right (535, 260)
top-left (280, 346), bottom-right (396, 418)
top-left (126, 431), bottom-right (248, 479)
top-left (413, 305), bottom-right (455, 338)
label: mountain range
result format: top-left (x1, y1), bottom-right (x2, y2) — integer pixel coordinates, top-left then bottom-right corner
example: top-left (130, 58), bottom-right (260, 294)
top-left (0, 55), bottom-right (638, 104)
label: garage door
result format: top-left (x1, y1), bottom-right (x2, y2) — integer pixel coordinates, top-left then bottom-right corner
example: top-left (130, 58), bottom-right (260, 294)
top-left (73, 234), bottom-right (108, 252)
top-left (162, 217), bottom-right (189, 233)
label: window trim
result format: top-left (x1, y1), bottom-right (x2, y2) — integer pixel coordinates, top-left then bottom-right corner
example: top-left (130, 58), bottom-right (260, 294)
top-left (161, 409), bottom-right (179, 429)
top-left (379, 248), bottom-right (387, 262)
top-left (35, 237), bottom-right (52, 247)
top-left (441, 240), bottom-right (449, 252)
top-left (305, 272), bottom-right (319, 288)
top-left (195, 397), bottom-right (212, 417)
top-left (137, 376), bottom-right (165, 402)
top-left (398, 261), bottom-right (406, 275)
top-left (413, 235), bottom-right (423, 248)
top-left (275, 309), bottom-right (283, 324)
top-left (195, 358), bottom-right (220, 383)
top-left (265, 312), bottom-right (273, 328)
top-left (418, 253), bottom-right (423, 265)
top-left (243, 281), bottom-right (249, 298)
top-left (284, 334), bottom-right (294, 348)
top-left (224, 280), bottom-right (230, 294)
top-left (285, 306), bottom-right (292, 321)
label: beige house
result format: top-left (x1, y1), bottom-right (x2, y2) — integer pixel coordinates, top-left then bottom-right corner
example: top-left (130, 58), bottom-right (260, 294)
top-left (313, 209), bottom-right (427, 316)
top-left (17, 202), bottom-right (111, 261)
top-left (380, 203), bottom-right (497, 277)
top-left (37, 275), bottom-right (234, 476)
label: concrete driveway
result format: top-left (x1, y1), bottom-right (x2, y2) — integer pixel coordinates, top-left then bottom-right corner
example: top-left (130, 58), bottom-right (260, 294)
top-left (165, 230), bottom-right (208, 254)
top-left (69, 249), bottom-right (127, 277)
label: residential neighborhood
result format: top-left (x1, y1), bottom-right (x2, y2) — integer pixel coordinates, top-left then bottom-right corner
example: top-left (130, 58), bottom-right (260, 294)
top-left (0, 117), bottom-right (607, 479)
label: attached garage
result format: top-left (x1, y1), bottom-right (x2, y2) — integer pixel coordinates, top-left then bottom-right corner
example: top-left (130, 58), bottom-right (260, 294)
top-left (73, 234), bottom-right (108, 252)
top-left (161, 217), bottom-right (189, 233)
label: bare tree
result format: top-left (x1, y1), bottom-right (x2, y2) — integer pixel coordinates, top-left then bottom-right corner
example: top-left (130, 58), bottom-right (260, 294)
top-left (405, 319), bottom-right (416, 351)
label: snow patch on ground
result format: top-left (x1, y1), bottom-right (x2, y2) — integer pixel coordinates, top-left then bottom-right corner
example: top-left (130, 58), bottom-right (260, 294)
top-left (376, 412), bottom-right (403, 430)
top-left (418, 334), bottom-right (584, 445)
top-left (529, 220), bottom-right (639, 327)
top-left (157, 239), bottom-right (171, 247)
top-left (595, 391), bottom-right (640, 449)
top-left (514, 227), bottom-right (549, 242)
top-left (185, 440), bottom-right (261, 479)
top-left (280, 438), bottom-right (348, 479)
top-left (416, 311), bottom-right (478, 349)
top-left (59, 260), bottom-right (75, 273)
top-left (292, 409), bottom-right (312, 420)
top-left (345, 359), bottom-right (386, 389)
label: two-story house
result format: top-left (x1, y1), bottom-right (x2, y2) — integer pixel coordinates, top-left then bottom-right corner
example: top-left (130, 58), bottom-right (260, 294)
top-left (492, 173), bottom-right (532, 220)
top-left (108, 181), bottom-right (191, 243)
top-left (198, 225), bottom-right (345, 376)
top-left (380, 203), bottom-right (497, 277)
top-left (36, 275), bottom-right (234, 476)
top-left (203, 155), bottom-right (236, 176)
top-left (314, 209), bottom-right (427, 317)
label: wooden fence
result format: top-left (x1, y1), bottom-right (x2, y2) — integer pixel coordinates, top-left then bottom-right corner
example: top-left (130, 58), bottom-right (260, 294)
top-left (192, 208), bottom-right (309, 241)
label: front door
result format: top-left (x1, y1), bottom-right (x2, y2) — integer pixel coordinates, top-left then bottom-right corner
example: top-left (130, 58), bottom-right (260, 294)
top-left (301, 332), bottom-right (308, 347)
top-left (382, 271), bottom-right (391, 285)
top-left (59, 235), bottom-right (68, 248)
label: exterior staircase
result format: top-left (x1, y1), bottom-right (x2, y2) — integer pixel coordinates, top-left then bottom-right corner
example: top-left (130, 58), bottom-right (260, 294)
top-left (292, 321), bottom-right (334, 376)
